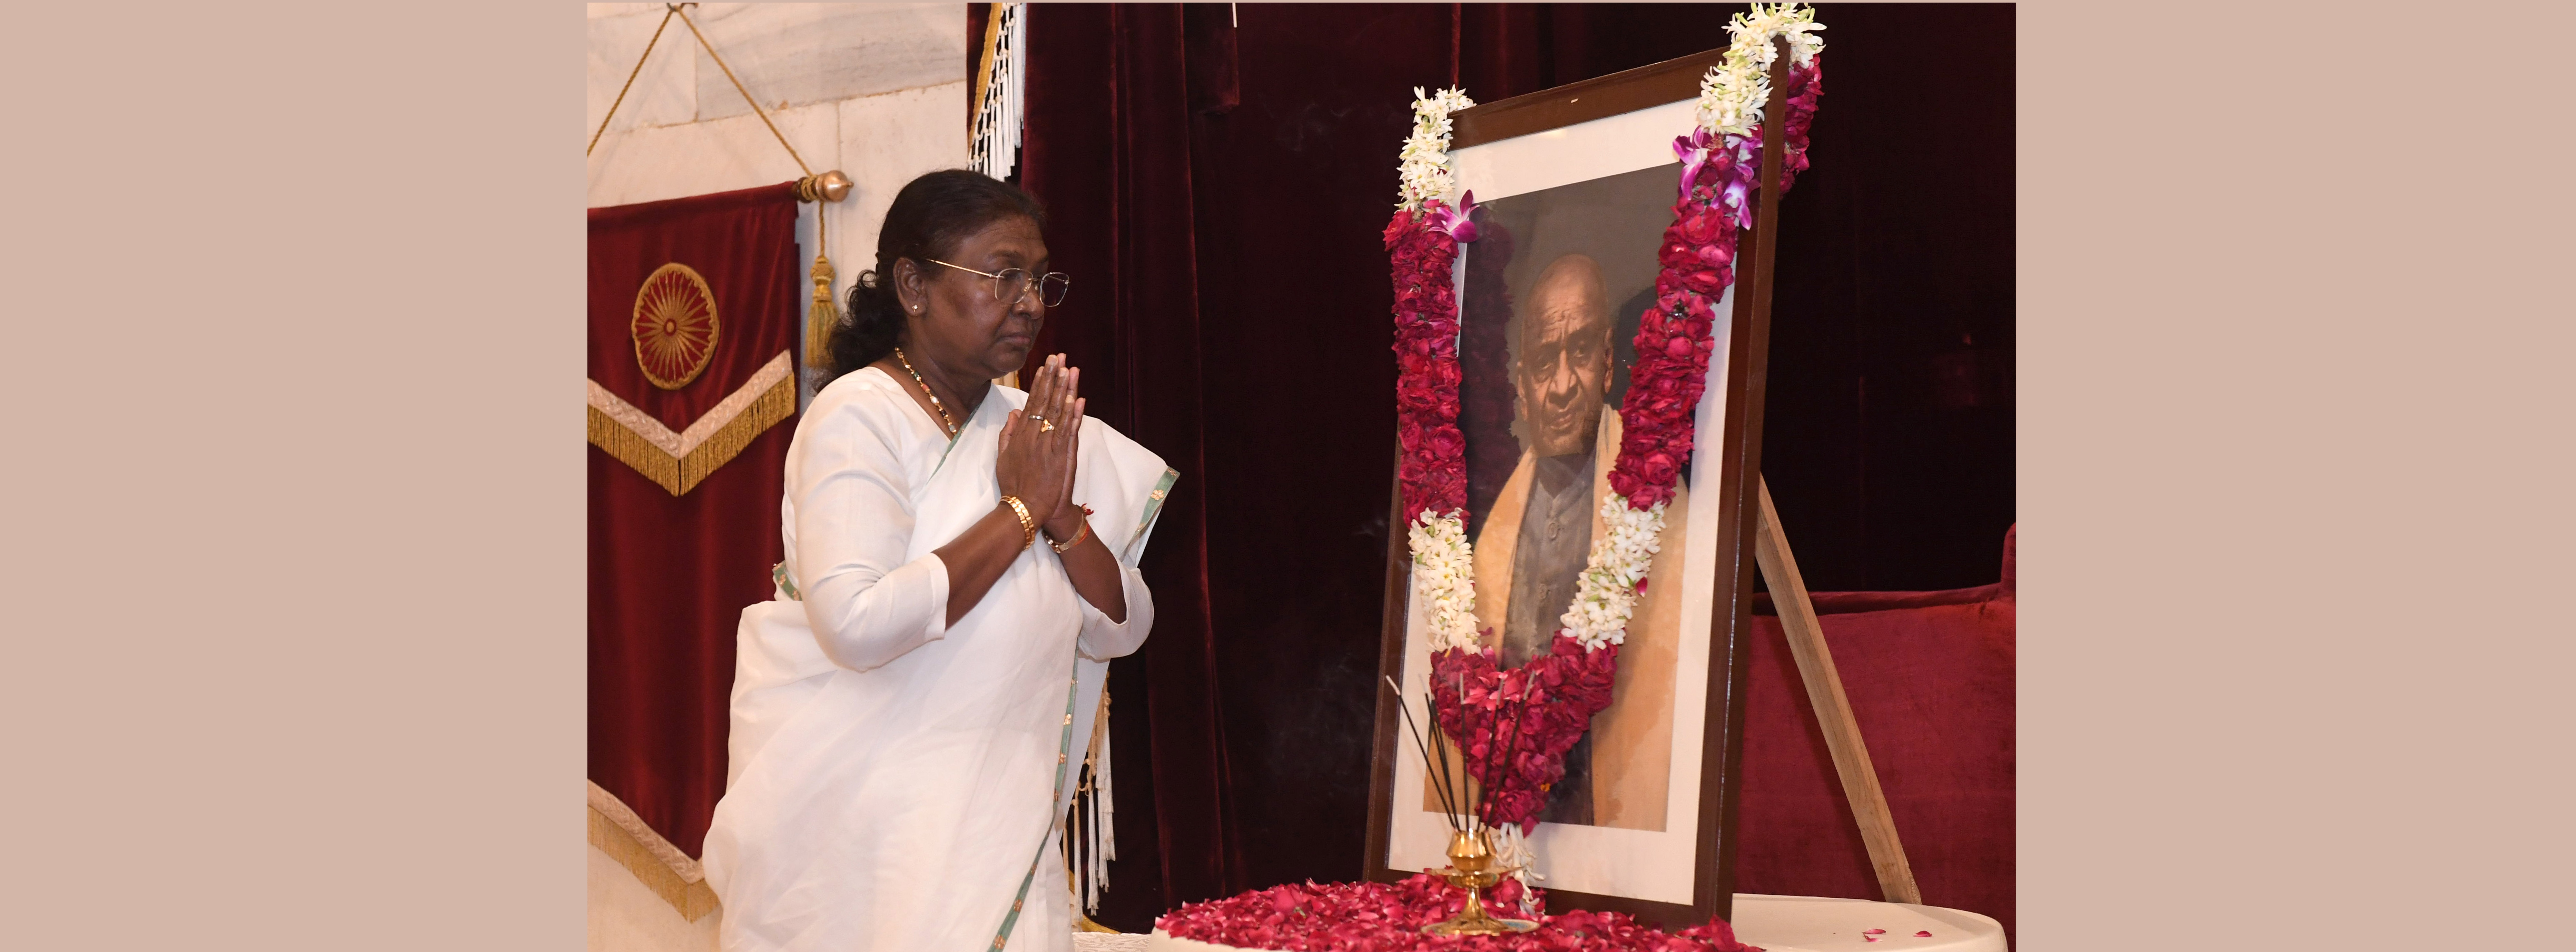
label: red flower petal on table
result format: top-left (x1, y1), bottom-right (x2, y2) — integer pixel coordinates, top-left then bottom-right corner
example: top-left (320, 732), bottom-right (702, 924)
top-left (1863, 929), bottom-right (1886, 935)
top-left (1915, 931), bottom-right (1934, 938)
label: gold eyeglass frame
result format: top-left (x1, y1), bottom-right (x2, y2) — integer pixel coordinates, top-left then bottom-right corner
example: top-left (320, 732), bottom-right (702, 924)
top-left (924, 258), bottom-right (1071, 308)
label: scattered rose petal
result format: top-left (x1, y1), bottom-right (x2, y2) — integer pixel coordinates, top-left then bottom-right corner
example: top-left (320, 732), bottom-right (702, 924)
top-left (1864, 929), bottom-right (1886, 935)
top-left (1160, 875), bottom-right (1770, 952)
top-left (1915, 931), bottom-right (1933, 938)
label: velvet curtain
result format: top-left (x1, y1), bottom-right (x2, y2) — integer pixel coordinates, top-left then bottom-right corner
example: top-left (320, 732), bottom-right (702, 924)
top-left (1012, 4), bottom-right (2015, 934)
top-left (1018, 3), bottom-right (1240, 925)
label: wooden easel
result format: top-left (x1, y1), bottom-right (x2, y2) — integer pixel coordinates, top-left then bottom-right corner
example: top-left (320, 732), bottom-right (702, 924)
top-left (1754, 478), bottom-right (1922, 904)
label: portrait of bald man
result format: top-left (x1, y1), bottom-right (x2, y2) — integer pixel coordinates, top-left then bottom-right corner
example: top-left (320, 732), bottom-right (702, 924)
top-left (1468, 252), bottom-right (1691, 830)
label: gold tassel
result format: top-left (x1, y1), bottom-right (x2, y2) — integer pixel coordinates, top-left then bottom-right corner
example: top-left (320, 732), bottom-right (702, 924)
top-left (808, 209), bottom-right (837, 371)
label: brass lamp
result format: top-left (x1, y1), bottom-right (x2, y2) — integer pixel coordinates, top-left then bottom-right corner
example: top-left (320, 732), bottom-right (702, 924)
top-left (1421, 827), bottom-right (1538, 936)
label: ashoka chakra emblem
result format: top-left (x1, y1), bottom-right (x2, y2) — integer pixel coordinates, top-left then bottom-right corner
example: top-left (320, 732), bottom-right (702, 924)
top-left (632, 262), bottom-right (721, 390)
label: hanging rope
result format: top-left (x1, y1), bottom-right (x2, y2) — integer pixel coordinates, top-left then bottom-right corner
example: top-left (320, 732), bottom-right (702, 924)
top-left (589, 5), bottom-right (678, 155)
top-left (673, 3), bottom-right (812, 178)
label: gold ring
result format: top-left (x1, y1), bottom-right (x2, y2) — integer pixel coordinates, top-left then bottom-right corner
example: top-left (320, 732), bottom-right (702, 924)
top-left (1039, 419), bottom-right (1057, 432)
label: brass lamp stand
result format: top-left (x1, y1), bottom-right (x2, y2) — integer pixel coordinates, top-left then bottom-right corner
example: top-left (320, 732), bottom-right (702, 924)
top-left (1422, 828), bottom-right (1538, 936)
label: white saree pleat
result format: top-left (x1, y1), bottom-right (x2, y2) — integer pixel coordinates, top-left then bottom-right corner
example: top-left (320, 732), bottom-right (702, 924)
top-left (704, 372), bottom-right (1171, 952)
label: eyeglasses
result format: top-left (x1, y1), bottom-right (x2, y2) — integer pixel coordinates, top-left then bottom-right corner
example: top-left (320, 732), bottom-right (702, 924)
top-left (925, 258), bottom-right (1071, 308)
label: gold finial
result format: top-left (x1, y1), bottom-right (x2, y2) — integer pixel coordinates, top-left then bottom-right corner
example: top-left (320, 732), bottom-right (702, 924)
top-left (797, 170), bottom-right (853, 203)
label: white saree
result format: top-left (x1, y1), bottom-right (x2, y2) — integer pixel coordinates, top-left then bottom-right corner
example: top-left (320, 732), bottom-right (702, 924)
top-left (703, 367), bottom-right (1175, 952)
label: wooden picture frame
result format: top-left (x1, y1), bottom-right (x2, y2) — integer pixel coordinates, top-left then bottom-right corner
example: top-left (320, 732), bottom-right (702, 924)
top-left (1361, 44), bottom-right (1796, 931)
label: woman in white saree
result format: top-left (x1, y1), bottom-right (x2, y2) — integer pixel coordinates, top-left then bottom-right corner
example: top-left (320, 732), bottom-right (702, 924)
top-left (704, 170), bottom-right (1171, 952)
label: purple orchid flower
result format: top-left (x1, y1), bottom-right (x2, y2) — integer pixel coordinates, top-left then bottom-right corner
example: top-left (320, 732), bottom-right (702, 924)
top-left (1719, 132), bottom-right (1762, 229)
top-left (1429, 190), bottom-right (1479, 242)
top-left (1672, 128), bottom-right (1714, 197)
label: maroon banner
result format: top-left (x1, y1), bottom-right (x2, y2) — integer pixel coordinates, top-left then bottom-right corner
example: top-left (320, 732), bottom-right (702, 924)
top-left (588, 181), bottom-right (800, 857)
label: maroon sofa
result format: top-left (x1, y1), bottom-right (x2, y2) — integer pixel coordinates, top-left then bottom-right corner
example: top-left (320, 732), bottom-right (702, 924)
top-left (1732, 527), bottom-right (2016, 944)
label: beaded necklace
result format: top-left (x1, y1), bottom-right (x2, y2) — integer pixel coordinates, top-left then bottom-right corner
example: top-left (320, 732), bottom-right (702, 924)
top-left (890, 347), bottom-right (959, 437)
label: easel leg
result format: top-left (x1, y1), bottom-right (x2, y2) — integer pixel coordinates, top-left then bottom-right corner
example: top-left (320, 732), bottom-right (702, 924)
top-left (1754, 477), bottom-right (1922, 905)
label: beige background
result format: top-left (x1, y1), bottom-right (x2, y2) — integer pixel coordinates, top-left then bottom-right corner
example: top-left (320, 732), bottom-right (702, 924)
top-left (7, 2), bottom-right (2570, 950)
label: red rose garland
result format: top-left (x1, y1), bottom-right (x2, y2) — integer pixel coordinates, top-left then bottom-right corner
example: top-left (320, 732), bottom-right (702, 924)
top-left (1158, 875), bottom-right (1762, 952)
top-left (1404, 57), bottom-right (1824, 834)
top-left (1386, 199), bottom-right (1468, 523)
top-left (1617, 59), bottom-right (1823, 510)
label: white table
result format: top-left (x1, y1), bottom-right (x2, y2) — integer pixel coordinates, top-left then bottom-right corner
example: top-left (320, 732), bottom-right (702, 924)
top-left (1124, 894), bottom-right (2005, 952)
top-left (1729, 894), bottom-right (2006, 952)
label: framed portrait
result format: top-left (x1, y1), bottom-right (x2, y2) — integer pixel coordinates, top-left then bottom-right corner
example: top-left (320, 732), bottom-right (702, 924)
top-left (1363, 48), bottom-right (1785, 929)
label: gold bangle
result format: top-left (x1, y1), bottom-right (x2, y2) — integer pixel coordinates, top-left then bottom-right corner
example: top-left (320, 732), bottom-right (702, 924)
top-left (1000, 495), bottom-right (1036, 550)
top-left (1049, 508), bottom-right (1093, 554)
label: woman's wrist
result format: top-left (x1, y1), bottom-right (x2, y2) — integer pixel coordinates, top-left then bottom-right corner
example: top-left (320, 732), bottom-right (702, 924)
top-left (998, 496), bottom-right (1038, 550)
top-left (1041, 509), bottom-right (1084, 542)
top-left (1043, 505), bottom-right (1092, 547)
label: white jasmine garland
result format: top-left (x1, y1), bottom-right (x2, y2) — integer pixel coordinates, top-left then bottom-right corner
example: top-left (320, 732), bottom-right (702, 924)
top-left (1408, 511), bottom-right (1482, 652)
top-left (1695, 3), bottom-right (1825, 137)
top-left (1396, 86), bottom-right (1476, 211)
top-left (1490, 822), bottom-right (1545, 914)
top-left (1731, 1), bottom-right (1826, 68)
top-left (1559, 494), bottom-right (1669, 650)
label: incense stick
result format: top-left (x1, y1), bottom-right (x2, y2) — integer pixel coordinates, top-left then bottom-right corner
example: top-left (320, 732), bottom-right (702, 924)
top-left (1385, 675), bottom-right (1457, 827)
top-left (1451, 670), bottom-right (1475, 831)
top-left (1382, 675), bottom-right (1463, 831)
top-left (1429, 690), bottom-right (1466, 830)
top-left (1493, 687), bottom-right (1531, 830)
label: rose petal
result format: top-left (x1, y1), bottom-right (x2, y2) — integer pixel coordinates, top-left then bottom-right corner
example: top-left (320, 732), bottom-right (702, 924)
top-left (1915, 931), bottom-right (1933, 938)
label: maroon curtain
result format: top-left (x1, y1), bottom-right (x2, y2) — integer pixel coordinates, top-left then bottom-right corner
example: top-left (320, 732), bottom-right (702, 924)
top-left (1015, 4), bottom-right (2014, 936)
top-left (588, 182), bottom-right (801, 857)
top-left (1019, 3), bottom-right (1240, 920)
